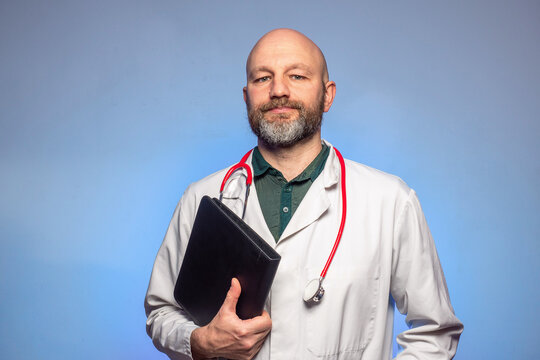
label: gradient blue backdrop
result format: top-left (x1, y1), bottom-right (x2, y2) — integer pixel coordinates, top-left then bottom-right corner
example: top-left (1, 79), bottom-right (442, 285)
top-left (1, 1), bottom-right (538, 359)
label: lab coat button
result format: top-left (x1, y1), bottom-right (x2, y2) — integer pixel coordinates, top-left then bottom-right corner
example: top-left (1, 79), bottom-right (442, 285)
top-left (283, 206), bottom-right (289, 213)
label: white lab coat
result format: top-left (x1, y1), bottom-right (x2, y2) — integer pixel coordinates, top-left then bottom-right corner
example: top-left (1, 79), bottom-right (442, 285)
top-left (145, 143), bottom-right (463, 359)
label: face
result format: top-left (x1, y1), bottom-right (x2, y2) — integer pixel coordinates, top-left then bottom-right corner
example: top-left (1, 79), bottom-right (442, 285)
top-left (243, 30), bottom-right (335, 147)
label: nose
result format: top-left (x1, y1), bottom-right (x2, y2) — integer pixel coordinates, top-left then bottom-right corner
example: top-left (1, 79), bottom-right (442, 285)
top-left (269, 76), bottom-right (290, 98)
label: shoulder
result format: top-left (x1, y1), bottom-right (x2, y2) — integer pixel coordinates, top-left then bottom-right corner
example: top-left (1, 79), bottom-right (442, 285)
top-left (324, 140), bottom-right (411, 199)
top-left (344, 157), bottom-right (411, 195)
top-left (340, 157), bottom-right (414, 214)
top-left (338, 158), bottom-right (421, 230)
top-left (180, 160), bottom-right (253, 212)
top-left (180, 166), bottom-right (231, 209)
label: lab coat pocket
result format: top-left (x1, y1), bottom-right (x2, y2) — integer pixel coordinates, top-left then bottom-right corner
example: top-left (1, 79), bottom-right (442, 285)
top-left (304, 266), bottom-right (379, 359)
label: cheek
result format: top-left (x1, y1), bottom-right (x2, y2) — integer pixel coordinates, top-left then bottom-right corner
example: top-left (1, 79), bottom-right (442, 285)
top-left (291, 89), bottom-right (323, 108)
top-left (246, 91), bottom-right (267, 113)
top-left (247, 85), bottom-right (269, 97)
top-left (292, 83), bottom-right (322, 99)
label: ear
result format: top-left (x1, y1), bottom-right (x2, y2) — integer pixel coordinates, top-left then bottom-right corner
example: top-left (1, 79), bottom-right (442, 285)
top-left (323, 81), bottom-right (336, 112)
top-left (243, 86), bottom-right (248, 104)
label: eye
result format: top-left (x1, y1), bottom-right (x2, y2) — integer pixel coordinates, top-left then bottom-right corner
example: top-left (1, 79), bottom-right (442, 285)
top-left (255, 76), bottom-right (271, 83)
top-left (291, 74), bottom-right (306, 80)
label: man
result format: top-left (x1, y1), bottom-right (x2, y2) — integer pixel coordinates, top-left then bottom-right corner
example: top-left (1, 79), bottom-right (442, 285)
top-left (145, 28), bottom-right (463, 359)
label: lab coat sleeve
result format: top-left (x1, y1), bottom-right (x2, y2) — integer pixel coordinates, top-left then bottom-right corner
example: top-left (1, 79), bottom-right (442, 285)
top-left (144, 191), bottom-right (198, 360)
top-left (391, 189), bottom-right (463, 359)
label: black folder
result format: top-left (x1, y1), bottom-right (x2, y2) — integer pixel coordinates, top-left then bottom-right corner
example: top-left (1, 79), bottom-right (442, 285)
top-left (174, 195), bottom-right (281, 326)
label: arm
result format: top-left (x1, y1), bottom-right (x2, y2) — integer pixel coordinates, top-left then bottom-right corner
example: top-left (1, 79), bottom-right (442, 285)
top-left (144, 192), bottom-right (271, 360)
top-left (145, 195), bottom-right (197, 359)
top-left (391, 190), bottom-right (463, 359)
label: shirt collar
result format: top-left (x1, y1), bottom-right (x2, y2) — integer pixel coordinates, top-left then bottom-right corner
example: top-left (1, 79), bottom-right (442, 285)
top-left (251, 147), bottom-right (272, 177)
top-left (251, 143), bottom-right (329, 183)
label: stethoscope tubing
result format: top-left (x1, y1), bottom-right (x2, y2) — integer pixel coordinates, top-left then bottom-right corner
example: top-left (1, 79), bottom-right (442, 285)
top-left (320, 147), bottom-right (346, 279)
top-left (219, 153), bottom-right (253, 219)
top-left (220, 146), bottom-right (347, 302)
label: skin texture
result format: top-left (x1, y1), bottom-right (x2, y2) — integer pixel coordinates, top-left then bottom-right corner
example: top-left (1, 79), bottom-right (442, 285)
top-left (190, 279), bottom-right (272, 360)
top-left (244, 28), bottom-right (336, 180)
top-left (190, 29), bottom-right (336, 359)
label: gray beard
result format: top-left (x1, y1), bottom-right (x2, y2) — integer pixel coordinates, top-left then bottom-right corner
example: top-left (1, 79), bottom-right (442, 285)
top-left (256, 114), bottom-right (319, 147)
top-left (247, 97), bottom-right (324, 148)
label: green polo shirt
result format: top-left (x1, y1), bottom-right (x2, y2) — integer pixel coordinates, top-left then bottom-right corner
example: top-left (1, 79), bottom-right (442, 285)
top-left (252, 144), bottom-right (330, 242)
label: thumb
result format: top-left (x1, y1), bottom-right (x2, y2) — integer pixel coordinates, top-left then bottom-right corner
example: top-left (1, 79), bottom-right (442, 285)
top-left (221, 278), bottom-right (241, 314)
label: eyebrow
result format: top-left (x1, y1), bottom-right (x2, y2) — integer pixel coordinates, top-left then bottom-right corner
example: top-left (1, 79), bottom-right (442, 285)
top-left (248, 66), bottom-right (272, 79)
top-left (286, 63), bottom-right (314, 74)
top-left (248, 63), bottom-right (314, 80)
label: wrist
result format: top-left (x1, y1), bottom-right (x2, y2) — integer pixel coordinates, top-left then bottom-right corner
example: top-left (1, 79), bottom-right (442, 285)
top-left (190, 326), bottom-right (212, 360)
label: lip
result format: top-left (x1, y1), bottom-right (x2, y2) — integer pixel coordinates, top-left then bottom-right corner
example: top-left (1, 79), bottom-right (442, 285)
top-left (267, 106), bottom-right (295, 113)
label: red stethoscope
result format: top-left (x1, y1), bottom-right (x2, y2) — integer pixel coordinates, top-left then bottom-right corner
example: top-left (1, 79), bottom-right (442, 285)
top-left (219, 147), bottom-right (347, 305)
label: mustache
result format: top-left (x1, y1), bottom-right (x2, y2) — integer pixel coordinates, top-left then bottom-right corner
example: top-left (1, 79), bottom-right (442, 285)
top-left (258, 98), bottom-right (304, 112)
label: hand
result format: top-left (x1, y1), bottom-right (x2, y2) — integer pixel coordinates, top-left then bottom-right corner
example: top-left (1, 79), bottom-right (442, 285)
top-left (190, 278), bottom-right (272, 360)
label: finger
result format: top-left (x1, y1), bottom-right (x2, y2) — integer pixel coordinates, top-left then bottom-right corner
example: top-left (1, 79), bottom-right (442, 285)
top-left (221, 277), bottom-right (242, 314)
top-left (254, 332), bottom-right (269, 348)
top-left (250, 332), bottom-right (270, 356)
top-left (243, 310), bottom-right (272, 333)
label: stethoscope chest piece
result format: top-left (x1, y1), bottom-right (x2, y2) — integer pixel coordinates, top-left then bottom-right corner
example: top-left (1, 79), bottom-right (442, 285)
top-left (303, 278), bottom-right (325, 304)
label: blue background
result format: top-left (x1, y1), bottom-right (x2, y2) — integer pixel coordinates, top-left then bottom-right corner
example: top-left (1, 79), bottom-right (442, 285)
top-left (1, 1), bottom-right (538, 359)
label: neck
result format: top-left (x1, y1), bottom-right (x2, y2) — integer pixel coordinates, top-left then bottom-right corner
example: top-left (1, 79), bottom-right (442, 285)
top-left (257, 132), bottom-right (323, 181)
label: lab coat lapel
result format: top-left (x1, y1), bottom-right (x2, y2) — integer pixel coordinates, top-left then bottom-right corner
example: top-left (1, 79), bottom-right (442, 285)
top-left (278, 145), bottom-right (340, 243)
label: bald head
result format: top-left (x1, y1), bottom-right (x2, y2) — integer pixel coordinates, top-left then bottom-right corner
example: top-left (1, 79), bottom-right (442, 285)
top-left (246, 29), bottom-right (329, 83)
top-left (243, 28), bottom-right (337, 147)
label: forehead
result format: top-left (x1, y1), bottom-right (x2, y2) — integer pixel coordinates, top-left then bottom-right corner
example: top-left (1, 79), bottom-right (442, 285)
top-left (246, 34), bottom-right (323, 76)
